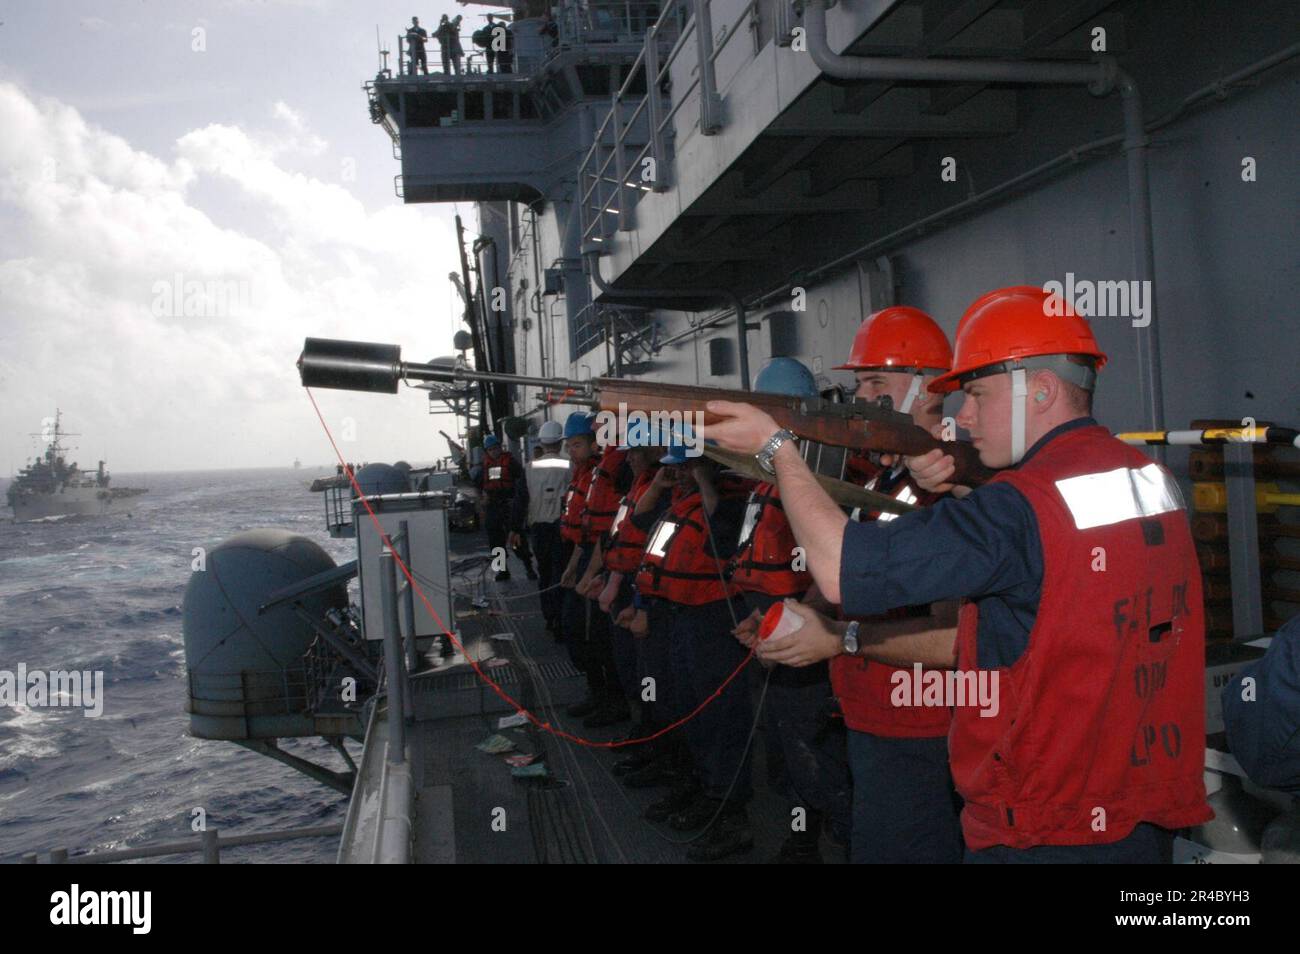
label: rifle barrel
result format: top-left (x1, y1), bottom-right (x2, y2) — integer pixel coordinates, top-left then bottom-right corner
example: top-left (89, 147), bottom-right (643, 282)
top-left (299, 337), bottom-right (594, 399)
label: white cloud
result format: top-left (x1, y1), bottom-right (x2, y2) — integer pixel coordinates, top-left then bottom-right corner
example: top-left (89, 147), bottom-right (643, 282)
top-left (270, 100), bottom-right (327, 156)
top-left (0, 82), bottom-right (466, 473)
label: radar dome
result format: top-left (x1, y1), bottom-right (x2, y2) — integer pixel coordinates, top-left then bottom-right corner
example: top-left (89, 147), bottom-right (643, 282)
top-left (182, 530), bottom-right (345, 675)
top-left (182, 530), bottom-right (348, 740)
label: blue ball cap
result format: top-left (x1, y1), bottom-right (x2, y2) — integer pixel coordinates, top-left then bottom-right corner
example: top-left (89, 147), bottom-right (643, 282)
top-left (483, 434), bottom-right (500, 449)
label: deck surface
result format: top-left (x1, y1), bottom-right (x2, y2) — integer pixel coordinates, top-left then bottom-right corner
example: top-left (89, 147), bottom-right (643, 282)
top-left (407, 527), bottom-right (844, 864)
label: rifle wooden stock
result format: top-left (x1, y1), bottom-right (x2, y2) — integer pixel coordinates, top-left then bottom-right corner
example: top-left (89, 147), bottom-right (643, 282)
top-left (700, 444), bottom-right (916, 515)
top-left (595, 378), bottom-right (996, 487)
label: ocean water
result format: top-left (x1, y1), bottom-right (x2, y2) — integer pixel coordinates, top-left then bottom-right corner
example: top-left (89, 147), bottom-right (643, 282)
top-left (0, 468), bottom-right (359, 864)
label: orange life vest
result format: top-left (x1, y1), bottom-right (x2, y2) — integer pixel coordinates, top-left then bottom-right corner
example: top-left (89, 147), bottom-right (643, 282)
top-left (604, 468), bottom-right (657, 574)
top-left (727, 481), bottom-right (810, 599)
top-left (635, 489), bottom-right (737, 605)
top-left (482, 451), bottom-right (515, 492)
top-left (560, 457), bottom-right (596, 545)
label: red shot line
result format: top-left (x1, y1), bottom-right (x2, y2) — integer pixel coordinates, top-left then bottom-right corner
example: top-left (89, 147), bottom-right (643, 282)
top-left (306, 387), bottom-right (755, 750)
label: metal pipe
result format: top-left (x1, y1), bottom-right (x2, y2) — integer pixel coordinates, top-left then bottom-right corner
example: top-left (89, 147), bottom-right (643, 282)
top-left (1224, 443), bottom-right (1264, 639)
top-left (644, 24), bottom-right (667, 191)
top-left (611, 92), bottom-right (627, 232)
top-left (1116, 69), bottom-right (1164, 438)
top-left (528, 202), bottom-right (548, 380)
top-left (397, 520), bottom-right (418, 683)
top-left (801, 1), bottom-right (1110, 88)
top-left (379, 551), bottom-right (406, 765)
top-left (693, 0), bottom-right (722, 133)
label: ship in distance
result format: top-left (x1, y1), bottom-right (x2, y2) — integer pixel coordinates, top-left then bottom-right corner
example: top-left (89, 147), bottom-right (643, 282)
top-left (6, 410), bottom-right (146, 522)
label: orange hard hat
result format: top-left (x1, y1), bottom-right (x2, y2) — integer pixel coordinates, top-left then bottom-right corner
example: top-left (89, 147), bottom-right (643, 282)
top-left (834, 306), bottom-right (952, 372)
top-left (928, 285), bottom-right (1108, 393)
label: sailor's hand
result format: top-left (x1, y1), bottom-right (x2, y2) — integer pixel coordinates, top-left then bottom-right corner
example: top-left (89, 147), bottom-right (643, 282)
top-left (904, 447), bottom-right (955, 494)
top-left (704, 401), bottom-right (780, 456)
top-left (755, 603), bottom-right (843, 668)
top-left (731, 608), bottom-right (762, 649)
top-left (626, 608), bottom-right (648, 636)
top-left (903, 424), bottom-right (971, 498)
top-left (508, 531), bottom-right (521, 549)
top-left (560, 567), bottom-right (578, 589)
top-left (580, 575), bottom-right (603, 598)
top-left (615, 606), bottom-right (648, 636)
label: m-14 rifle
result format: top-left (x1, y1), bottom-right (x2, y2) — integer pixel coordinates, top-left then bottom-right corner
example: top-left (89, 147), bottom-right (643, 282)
top-left (297, 337), bottom-right (995, 492)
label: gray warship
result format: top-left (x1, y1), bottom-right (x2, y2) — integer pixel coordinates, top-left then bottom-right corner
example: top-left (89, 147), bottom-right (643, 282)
top-left (7, 411), bottom-right (116, 522)
top-left (162, 0), bottom-right (1298, 864)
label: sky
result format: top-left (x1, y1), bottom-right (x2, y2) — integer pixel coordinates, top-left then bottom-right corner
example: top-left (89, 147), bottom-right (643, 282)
top-left (0, 0), bottom-right (510, 474)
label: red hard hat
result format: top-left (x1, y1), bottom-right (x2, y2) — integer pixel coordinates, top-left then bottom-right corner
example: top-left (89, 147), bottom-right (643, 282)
top-left (834, 306), bottom-right (952, 372)
top-left (928, 285), bottom-right (1108, 393)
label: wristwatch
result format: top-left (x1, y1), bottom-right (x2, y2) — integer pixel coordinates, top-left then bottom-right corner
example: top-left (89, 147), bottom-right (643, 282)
top-left (842, 619), bottom-right (860, 655)
top-left (755, 428), bottom-right (797, 475)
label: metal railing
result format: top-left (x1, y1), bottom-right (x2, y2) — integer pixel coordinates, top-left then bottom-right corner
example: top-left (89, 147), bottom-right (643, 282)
top-left (578, 0), bottom-right (759, 250)
top-left (556, 1), bottom-right (664, 47)
top-left (186, 666), bottom-right (311, 718)
top-left (19, 825), bottom-right (344, 864)
top-left (386, 3), bottom-right (662, 80)
top-left (395, 31), bottom-right (509, 78)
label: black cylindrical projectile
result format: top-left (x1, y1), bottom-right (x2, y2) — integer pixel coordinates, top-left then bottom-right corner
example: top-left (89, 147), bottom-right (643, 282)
top-left (298, 338), bottom-right (402, 393)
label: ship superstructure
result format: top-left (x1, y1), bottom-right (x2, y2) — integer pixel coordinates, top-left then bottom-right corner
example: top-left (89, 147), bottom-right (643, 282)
top-left (7, 410), bottom-right (112, 521)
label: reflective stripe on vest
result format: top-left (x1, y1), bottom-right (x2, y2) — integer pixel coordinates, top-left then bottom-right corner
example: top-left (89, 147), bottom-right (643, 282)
top-left (728, 482), bottom-right (810, 599)
top-left (605, 470), bottom-right (656, 574)
top-left (561, 460), bottom-right (595, 544)
top-left (610, 501), bottom-right (630, 539)
top-left (851, 468), bottom-right (919, 522)
top-left (1053, 463), bottom-right (1182, 529)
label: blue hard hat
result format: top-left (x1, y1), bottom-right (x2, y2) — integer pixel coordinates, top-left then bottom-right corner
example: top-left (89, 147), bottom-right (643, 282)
top-left (563, 411), bottom-right (595, 439)
top-left (753, 357), bottom-right (818, 398)
top-left (483, 434), bottom-right (500, 449)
